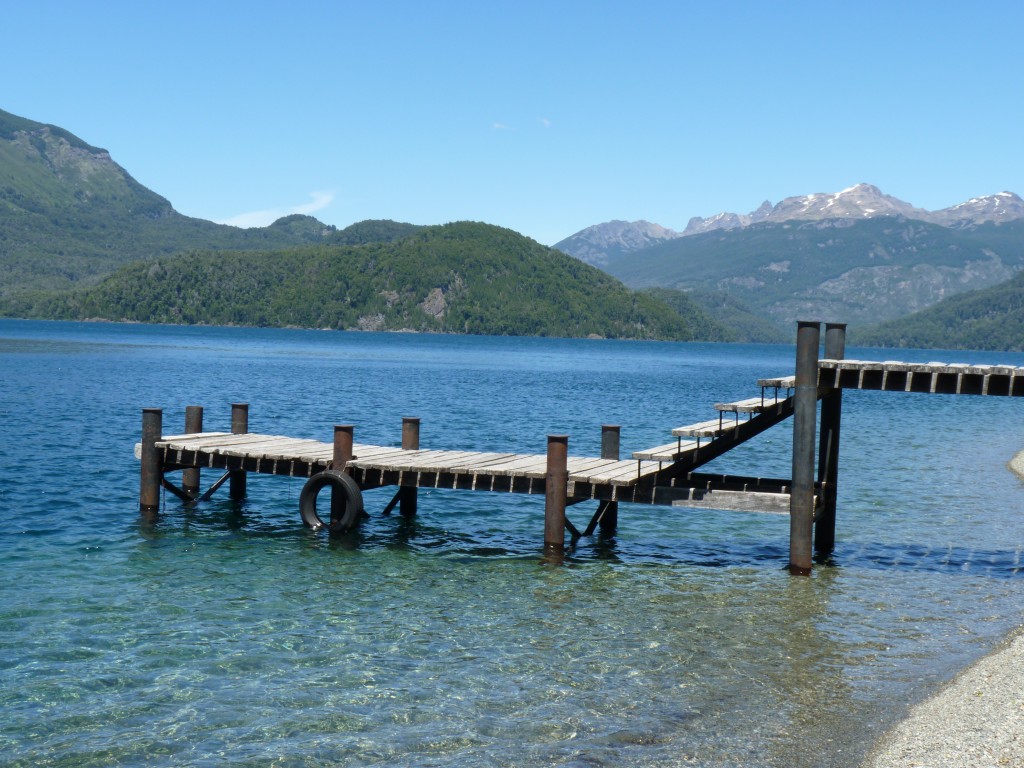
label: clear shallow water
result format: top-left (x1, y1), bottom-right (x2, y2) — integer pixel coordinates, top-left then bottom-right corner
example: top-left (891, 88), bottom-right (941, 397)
top-left (1, 319), bottom-right (1022, 767)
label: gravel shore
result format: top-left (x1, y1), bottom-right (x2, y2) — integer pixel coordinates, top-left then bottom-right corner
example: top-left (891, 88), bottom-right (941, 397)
top-left (860, 452), bottom-right (1024, 768)
top-left (861, 628), bottom-right (1024, 767)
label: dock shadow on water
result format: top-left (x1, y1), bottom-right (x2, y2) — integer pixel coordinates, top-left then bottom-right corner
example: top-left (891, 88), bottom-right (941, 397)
top-left (2, 320), bottom-right (1024, 767)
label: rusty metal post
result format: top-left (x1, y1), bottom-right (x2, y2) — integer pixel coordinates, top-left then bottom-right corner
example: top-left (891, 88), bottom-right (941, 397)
top-left (544, 435), bottom-right (569, 556)
top-left (229, 403), bottom-right (248, 501)
top-left (789, 321), bottom-right (820, 574)
top-left (333, 424), bottom-right (354, 468)
top-left (599, 425), bottom-right (620, 534)
top-left (332, 424), bottom-right (355, 521)
top-left (815, 322), bottom-right (846, 555)
top-left (400, 417), bottom-right (420, 517)
top-left (182, 405), bottom-right (203, 497)
top-left (140, 408), bottom-right (163, 512)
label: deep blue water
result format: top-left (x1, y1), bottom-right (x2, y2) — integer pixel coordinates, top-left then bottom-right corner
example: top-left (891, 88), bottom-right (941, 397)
top-left (1, 319), bottom-right (1023, 767)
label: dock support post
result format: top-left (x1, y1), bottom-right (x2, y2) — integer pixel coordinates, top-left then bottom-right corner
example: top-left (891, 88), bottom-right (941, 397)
top-left (332, 424), bottom-right (355, 521)
top-left (182, 405), bottom-right (203, 497)
top-left (815, 323), bottom-right (846, 555)
top-left (789, 321), bottom-right (820, 574)
top-left (400, 417), bottom-right (420, 517)
top-left (229, 403), bottom-right (248, 501)
top-left (544, 435), bottom-right (569, 556)
top-left (140, 408), bottom-right (163, 512)
top-left (599, 425), bottom-right (620, 534)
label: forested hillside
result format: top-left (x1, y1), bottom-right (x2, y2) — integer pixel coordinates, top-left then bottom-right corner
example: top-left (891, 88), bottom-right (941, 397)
top-left (3, 222), bottom-right (709, 340)
top-left (854, 270), bottom-right (1024, 351)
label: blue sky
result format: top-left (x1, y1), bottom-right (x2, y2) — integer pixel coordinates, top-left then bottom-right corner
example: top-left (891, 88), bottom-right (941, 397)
top-left (5, 1), bottom-right (1022, 245)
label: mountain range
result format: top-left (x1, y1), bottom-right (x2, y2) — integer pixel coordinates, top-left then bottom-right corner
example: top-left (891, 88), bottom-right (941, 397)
top-left (555, 184), bottom-right (1024, 268)
top-left (554, 184), bottom-right (1024, 329)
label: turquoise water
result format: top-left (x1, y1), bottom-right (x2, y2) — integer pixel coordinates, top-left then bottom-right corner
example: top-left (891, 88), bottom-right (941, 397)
top-left (1, 318), bottom-right (1023, 767)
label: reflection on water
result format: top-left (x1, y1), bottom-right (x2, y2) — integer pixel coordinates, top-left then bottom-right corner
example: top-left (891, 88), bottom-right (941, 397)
top-left (0, 319), bottom-right (1023, 767)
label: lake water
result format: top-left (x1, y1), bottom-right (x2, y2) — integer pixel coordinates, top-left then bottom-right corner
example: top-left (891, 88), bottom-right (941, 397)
top-left (1, 318), bottom-right (1023, 767)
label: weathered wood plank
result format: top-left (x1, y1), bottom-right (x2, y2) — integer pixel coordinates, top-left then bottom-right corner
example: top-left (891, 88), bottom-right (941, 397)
top-left (670, 489), bottom-right (793, 514)
top-left (672, 418), bottom-right (738, 438)
top-left (632, 440), bottom-right (699, 461)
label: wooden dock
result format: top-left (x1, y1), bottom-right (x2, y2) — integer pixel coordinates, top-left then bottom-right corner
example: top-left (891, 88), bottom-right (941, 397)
top-left (136, 322), bottom-right (1024, 571)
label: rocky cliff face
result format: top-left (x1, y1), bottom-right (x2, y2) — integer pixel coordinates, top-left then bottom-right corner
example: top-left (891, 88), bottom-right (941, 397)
top-left (552, 219), bottom-right (681, 267)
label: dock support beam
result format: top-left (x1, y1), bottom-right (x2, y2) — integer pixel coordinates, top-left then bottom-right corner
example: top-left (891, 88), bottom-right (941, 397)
top-left (182, 405), bottom-right (203, 497)
top-left (544, 434), bottom-right (569, 556)
top-left (140, 408), bottom-right (163, 512)
top-left (400, 417), bottom-right (420, 517)
top-left (789, 321), bottom-right (820, 574)
top-left (229, 403), bottom-right (249, 501)
top-left (599, 425), bottom-right (620, 534)
top-left (815, 323), bottom-right (846, 555)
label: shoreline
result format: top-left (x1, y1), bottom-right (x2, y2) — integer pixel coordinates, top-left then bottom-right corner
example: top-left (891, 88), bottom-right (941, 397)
top-left (861, 625), bottom-right (1024, 767)
top-left (861, 450), bottom-right (1024, 767)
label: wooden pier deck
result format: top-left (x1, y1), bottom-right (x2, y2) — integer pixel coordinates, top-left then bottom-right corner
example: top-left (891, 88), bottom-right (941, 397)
top-left (136, 320), bottom-right (1024, 571)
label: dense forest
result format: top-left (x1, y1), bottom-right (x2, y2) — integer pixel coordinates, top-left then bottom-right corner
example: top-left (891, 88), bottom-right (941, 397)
top-left (2, 222), bottom-right (711, 340)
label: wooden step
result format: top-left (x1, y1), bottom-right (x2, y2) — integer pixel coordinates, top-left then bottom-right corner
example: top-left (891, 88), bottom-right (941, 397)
top-left (632, 439), bottom-right (699, 462)
top-left (671, 417), bottom-right (739, 438)
top-left (714, 396), bottom-right (784, 414)
top-left (756, 375), bottom-right (795, 389)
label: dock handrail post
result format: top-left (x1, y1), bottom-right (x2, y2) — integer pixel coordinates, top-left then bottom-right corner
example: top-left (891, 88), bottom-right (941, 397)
top-left (815, 323), bottom-right (846, 555)
top-left (544, 434), bottom-right (569, 557)
top-left (790, 321), bottom-right (821, 574)
top-left (400, 417), bottom-right (420, 517)
top-left (599, 425), bottom-right (620, 534)
top-left (229, 403), bottom-right (249, 501)
top-left (182, 405), bottom-right (203, 496)
top-left (140, 408), bottom-right (163, 512)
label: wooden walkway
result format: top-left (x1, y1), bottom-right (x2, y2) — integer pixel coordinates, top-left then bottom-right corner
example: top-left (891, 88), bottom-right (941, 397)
top-left (136, 320), bottom-right (1024, 568)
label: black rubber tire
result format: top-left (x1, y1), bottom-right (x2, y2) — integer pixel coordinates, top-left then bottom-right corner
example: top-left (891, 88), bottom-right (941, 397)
top-left (299, 470), bottom-right (364, 533)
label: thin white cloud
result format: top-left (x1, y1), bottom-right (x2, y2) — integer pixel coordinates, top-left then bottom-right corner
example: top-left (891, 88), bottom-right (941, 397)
top-left (492, 122), bottom-right (513, 131)
top-left (538, 117), bottom-right (551, 128)
top-left (220, 191), bottom-right (335, 228)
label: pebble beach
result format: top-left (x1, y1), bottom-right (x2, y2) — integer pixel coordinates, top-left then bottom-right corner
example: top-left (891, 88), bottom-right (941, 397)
top-left (860, 453), bottom-right (1024, 768)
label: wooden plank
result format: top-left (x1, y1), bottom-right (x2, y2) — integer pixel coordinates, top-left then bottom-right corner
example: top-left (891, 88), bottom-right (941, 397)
top-left (714, 396), bottom-right (785, 413)
top-left (161, 432), bottom-right (283, 449)
top-left (670, 489), bottom-right (793, 514)
top-left (672, 418), bottom-right (737, 438)
top-left (632, 440), bottom-right (699, 461)
top-left (158, 431), bottom-right (232, 443)
top-left (469, 454), bottom-right (551, 477)
top-left (213, 437), bottom-right (329, 457)
top-left (756, 375), bottom-right (795, 388)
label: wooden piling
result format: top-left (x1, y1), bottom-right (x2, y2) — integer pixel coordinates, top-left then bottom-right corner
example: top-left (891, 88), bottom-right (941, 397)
top-left (139, 408), bottom-right (163, 512)
top-left (815, 323), bottom-right (846, 555)
top-left (182, 405), bottom-right (203, 496)
top-left (599, 425), bottom-right (620, 534)
top-left (229, 403), bottom-right (249, 501)
top-left (400, 417), bottom-right (420, 517)
top-left (789, 321), bottom-right (820, 574)
top-left (544, 435), bottom-right (569, 555)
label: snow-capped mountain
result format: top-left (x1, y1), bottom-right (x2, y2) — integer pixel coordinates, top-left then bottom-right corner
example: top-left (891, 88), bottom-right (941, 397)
top-left (929, 192), bottom-right (1024, 227)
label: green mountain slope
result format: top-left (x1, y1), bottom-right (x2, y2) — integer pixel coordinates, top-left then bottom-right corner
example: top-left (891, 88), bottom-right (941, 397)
top-left (853, 270), bottom-right (1024, 351)
top-left (0, 108), bottom-right (351, 295)
top-left (3, 222), bottom-right (706, 340)
top-left (601, 217), bottom-right (1024, 327)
